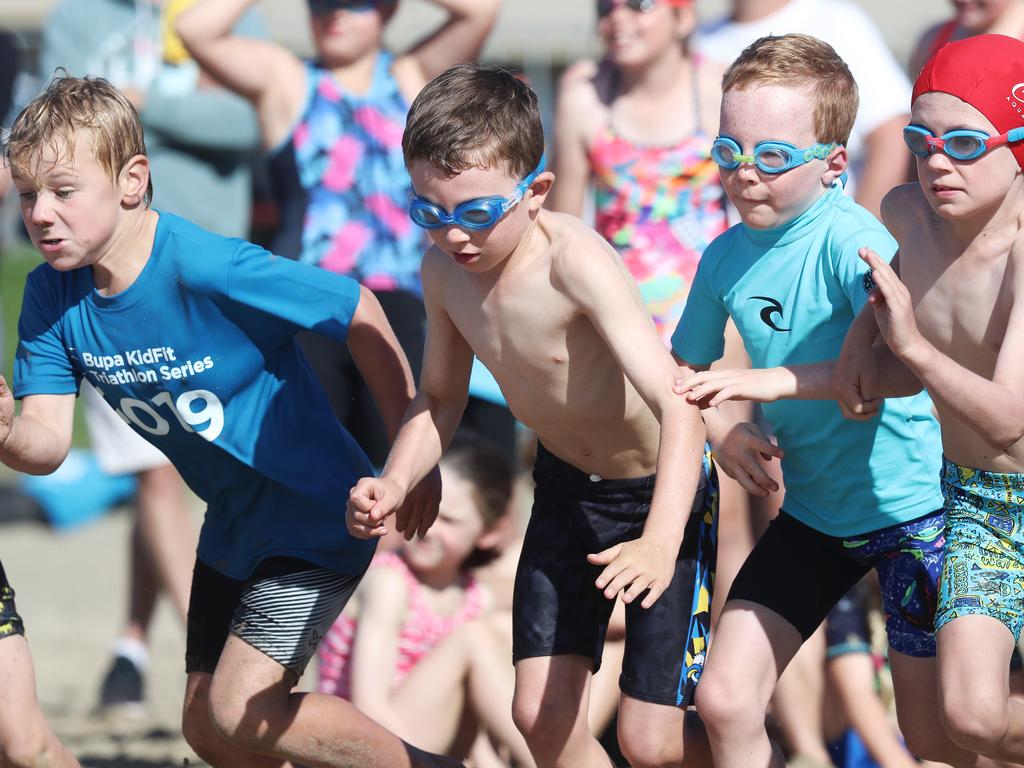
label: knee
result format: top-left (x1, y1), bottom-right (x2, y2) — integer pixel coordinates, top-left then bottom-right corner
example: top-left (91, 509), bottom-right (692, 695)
top-left (940, 696), bottom-right (1009, 755)
top-left (182, 701), bottom-right (230, 765)
top-left (0, 730), bottom-right (57, 768)
top-left (694, 669), bottom-right (762, 733)
top-left (511, 692), bottom-right (576, 763)
top-left (618, 726), bottom-right (679, 768)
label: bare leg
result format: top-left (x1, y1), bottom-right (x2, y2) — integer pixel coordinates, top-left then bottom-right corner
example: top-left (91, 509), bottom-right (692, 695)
top-left (384, 619), bottom-right (535, 766)
top-left (826, 651), bottom-right (923, 768)
top-left (132, 463), bottom-right (194, 623)
top-left (204, 636), bottom-right (463, 768)
top-left (938, 616), bottom-right (1024, 764)
top-left (513, 655), bottom-right (614, 768)
top-left (617, 695), bottom-right (712, 768)
top-left (587, 600), bottom-right (625, 738)
top-left (771, 626), bottom-right (831, 765)
top-left (182, 672), bottom-right (289, 768)
top-left (0, 634), bottom-right (80, 768)
top-left (694, 600), bottom-right (802, 768)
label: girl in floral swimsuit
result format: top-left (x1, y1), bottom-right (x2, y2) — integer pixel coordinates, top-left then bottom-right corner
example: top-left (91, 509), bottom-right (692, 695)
top-left (551, 0), bottom-right (728, 345)
top-left (178, 0), bottom-right (502, 465)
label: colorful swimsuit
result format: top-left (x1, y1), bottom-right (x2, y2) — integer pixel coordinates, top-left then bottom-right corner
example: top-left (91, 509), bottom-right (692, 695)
top-left (267, 52), bottom-right (423, 293)
top-left (587, 60), bottom-right (728, 344)
top-left (936, 458), bottom-right (1024, 639)
top-left (317, 551), bottom-right (485, 698)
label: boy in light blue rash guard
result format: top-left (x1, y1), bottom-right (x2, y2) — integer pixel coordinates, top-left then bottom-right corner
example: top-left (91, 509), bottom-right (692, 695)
top-left (1, 75), bottom-right (460, 768)
top-left (670, 35), bottom-right (982, 768)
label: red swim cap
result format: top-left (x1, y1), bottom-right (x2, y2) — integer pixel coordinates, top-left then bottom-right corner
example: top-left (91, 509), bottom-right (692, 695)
top-left (913, 33), bottom-right (1024, 169)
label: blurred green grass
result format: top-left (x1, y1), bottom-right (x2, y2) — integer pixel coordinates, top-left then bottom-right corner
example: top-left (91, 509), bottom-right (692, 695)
top-left (2, 238), bottom-right (89, 448)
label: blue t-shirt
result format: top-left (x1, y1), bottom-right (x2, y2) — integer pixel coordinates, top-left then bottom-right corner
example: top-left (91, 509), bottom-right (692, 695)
top-left (672, 186), bottom-right (942, 536)
top-left (15, 212), bottom-right (376, 578)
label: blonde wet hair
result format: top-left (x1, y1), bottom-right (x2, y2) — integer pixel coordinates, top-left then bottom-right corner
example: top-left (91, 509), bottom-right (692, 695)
top-left (6, 72), bottom-right (152, 204)
top-left (722, 33), bottom-right (858, 146)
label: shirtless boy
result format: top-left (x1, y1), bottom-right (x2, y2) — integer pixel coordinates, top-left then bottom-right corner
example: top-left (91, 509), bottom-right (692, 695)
top-left (347, 64), bottom-right (716, 768)
top-left (836, 33), bottom-right (1024, 764)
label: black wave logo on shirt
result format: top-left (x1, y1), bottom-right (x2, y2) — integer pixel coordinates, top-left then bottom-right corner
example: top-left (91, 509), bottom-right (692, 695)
top-left (750, 296), bottom-right (791, 332)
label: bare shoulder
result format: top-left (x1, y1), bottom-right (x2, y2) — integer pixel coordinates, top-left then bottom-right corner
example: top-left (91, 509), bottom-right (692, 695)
top-left (421, 245), bottom-right (455, 299)
top-left (880, 183), bottom-right (929, 238)
top-left (545, 212), bottom-right (615, 279)
top-left (559, 58), bottom-right (599, 91)
top-left (356, 560), bottom-right (410, 605)
top-left (556, 59), bottom-right (605, 123)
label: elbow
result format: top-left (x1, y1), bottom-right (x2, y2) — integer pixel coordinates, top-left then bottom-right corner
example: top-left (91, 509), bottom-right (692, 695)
top-left (992, 425), bottom-right (1024, 454)
top-left (174, 12), bottom-right (209, 51)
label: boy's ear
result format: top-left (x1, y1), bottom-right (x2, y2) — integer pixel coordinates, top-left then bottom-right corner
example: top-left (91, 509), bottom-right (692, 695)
top-left (821, 145), bottom-right (849, 188)
top-left (119, 154), bottom-right (150, 207)
top-left (526, 170), bottom-right (556, 212)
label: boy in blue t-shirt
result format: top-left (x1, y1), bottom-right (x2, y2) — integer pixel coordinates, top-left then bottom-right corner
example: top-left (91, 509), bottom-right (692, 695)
top-left (671, 35), bottom-right (978, 768)
top-left (0, 75), bottom-right (457, 768)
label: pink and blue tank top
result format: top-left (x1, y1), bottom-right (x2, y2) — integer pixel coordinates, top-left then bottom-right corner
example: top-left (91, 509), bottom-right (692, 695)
top-left (268, 52), bottom-right (423, 294)
top-left (586, 60), bottom-right (727, 344)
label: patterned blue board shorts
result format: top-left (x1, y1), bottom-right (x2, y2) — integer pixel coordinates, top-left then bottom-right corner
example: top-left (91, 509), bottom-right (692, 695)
top-left (936, 458), bottom-right (1024, 639)
top-left (731, 508), bottom-right (945, 657)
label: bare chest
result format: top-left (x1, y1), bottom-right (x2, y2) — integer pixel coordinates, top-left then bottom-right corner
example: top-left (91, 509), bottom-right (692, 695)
top-left (906, 245), bottom-right (1010, 377)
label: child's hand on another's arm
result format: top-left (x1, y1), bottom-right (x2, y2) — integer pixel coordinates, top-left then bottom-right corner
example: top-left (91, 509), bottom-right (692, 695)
top-left (834, 322), bottom-right (883, 421)
top-left (677, 367), bottom-right (796, 408)
top-left (394, 465), bottom-right (442, 541)
top-left (588, 535), bottom-right (676, 610)
top-left (859, 247), bottom-right (928, 363)
top-left (346, 476), bottom-right (406, 539)
top-left (705, 413), bottom-right (783, 498)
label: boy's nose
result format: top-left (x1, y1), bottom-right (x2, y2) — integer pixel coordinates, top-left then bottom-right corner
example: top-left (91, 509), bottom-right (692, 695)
top-left (734, 162), bottom-right (760, 183)
top-left (29, 198), bottom-right (55, 227)
top-left (444, 226), bottom-right (471, 245)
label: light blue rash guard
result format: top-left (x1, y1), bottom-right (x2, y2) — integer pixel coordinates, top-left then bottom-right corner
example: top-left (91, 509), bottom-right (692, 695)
top-left (672, 185), bottom-right (942, 536)
top-left (15, 211), bottom-right (376, 578)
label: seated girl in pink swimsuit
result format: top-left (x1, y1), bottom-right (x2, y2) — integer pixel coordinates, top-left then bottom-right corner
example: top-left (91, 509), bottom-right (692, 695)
top-left (317, 437), bottom-right (534, 766)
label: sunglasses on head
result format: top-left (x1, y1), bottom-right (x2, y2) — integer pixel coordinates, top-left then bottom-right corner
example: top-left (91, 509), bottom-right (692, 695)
top-left (596, 0), bottom-right (663, 18)
top-left (409, 155), bottom-right (546, 231)
top-left (903, 124), bottom-right (1024, 161)
top-left (711, 136), bottom-right (839, 174)
top-left (307, 0), bottom-right (390, 15)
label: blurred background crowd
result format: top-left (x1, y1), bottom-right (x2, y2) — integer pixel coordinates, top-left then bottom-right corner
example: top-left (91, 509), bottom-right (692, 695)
top-left (0, 1), bottom-right (1007, 767)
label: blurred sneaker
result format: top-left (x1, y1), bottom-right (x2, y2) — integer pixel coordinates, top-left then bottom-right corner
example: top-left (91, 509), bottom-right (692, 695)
top-left (98, 655), bottom-right (145, 714)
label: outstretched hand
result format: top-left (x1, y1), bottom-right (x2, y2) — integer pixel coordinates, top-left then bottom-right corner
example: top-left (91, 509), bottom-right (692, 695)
top-left (588, 536), bottom-right (676, 609)
top-left (859, 247), bottom-right (925, 361)
top-left (346, 476), bottom-right (406, 540)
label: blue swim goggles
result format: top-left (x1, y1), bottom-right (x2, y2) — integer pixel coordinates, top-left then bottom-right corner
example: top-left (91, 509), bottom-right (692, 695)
top-left (409, 154), bottom-right (546, 231)
top-left (711, 135), bottom-right (840, 174)
top-left (903, 124), bottom-right (1024, 161)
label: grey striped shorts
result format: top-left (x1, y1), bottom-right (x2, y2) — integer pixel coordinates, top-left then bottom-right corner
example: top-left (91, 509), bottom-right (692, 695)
top-left (186, 557), bottom-right (362, 678)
